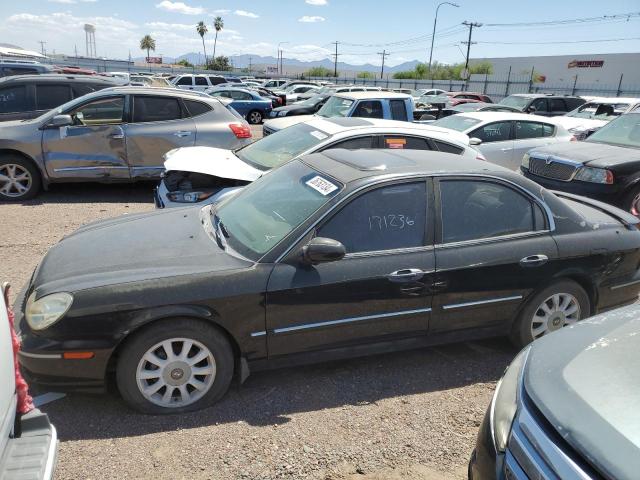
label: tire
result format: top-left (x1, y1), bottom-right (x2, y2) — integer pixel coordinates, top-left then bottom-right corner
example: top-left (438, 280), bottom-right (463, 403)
top-left (116, 318), bottom-right (234, 414)
top-left (0, 154), bottom-right (41, 201)
top-left (247, 110), bottom-right (263, 124)
top-left (510, 280), bottom-right (590, 348)
top-left (622, 184), bottom-right (640, 217)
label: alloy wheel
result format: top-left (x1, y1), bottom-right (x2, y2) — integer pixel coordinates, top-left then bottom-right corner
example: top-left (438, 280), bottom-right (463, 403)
top-left (630, 192), bottom-right (640, 217)
top-left (249, 111), bottom-right (262, 124)
top-left (136, 337), bottom-right (216, 408)
top-left (0, 164), bottom-right (32, 198)
top-left (530, 293), bottom-right (580, 339)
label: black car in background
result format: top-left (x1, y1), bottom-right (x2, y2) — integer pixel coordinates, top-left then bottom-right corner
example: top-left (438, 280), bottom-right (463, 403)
top-left (470, 304), bottom-right (640, 480)
top-left (16, 150), bottom-right (640, 414)
top-left (0, 74), bottom-right (121, 121)
top-left (269, 93), bottom-right (329, 118)
top-left (499, 93), bottom-right (585, 116)
top-left (522, 112), bottom-right (640, 215)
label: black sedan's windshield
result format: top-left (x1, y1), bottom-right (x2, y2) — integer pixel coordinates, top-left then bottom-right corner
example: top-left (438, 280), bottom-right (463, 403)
top-left (215, 161), bottom-right (342, 260)
top-left (587, 114), bottom-right (640, 149)
top-left (235, 123), bottom-right (331, 170)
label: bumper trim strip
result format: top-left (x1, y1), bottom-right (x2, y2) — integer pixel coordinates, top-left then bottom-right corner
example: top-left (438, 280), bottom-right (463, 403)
top-left (442, 295), bottom-right (523, 311)
top-left (610, 279), bottom-right (640, 291)
top-left (19, 351), bottom-right (63, 359)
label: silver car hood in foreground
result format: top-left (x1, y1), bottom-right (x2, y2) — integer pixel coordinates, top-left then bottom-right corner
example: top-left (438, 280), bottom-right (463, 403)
top-left (524, 305), bottom-right (640, 480)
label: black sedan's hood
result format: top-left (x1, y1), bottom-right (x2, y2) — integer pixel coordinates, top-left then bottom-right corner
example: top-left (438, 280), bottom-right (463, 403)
top-left (529, 141), bottom-right (640, 168)
top-left (524, 305), bottom-right (640, 480)
top-left (32, 207), bottom-right (250, 295)
top-left (273, 104), bottom-right (315, 114)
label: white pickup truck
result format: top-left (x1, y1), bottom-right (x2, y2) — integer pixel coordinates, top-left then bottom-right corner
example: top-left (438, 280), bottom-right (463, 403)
top-left (0, 283), bottom-right (57, 479)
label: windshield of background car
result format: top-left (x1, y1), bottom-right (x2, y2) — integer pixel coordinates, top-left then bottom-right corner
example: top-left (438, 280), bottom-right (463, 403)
top-left (301, 95), bottom-right (324, 107)
top-left (587, 114), bottom-right (640, 149)
top-left (417, 94), bottom-right (449, 105)
top-left (236, 123), bottom-right (330, 170)
top-left (432, 115), bottom-right (482, 132)
top-left (499, 95), bottom-right (529, 109)
top-left (317, 96), bottom-right (354, 117)
top-left (215, 161), bottom-right (342, 260)
top-left (567, 102), bottom-right (630, 119)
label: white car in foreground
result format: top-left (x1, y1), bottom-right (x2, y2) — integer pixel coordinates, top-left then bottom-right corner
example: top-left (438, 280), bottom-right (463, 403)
top-left (155, 117), bottom-right (483, 208)
top-left (552, 97), bottom-right (640, 139)
top-left (431, 112), bottom-right (574, 170)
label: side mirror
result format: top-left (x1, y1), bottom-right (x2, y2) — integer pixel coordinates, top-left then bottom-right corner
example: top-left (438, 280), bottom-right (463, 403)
top-left (526, 106), bottom-right (537, 114)
top-left (469, 137), bottom-right (483, 146)
top-left (49, 114), bottom-right (73, 128)
top-left (301, 237), bottom-right (346, 265)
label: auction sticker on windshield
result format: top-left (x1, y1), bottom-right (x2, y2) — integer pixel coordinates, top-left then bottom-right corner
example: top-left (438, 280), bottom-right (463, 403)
top-left (305, 176), bottom-right (338, 195)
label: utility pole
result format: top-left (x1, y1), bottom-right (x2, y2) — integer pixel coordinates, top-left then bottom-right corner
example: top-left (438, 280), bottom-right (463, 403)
top-left (331, 41), bottom-right (339, 77)
top-left (38, 40), bottom-right (46, 57)
top-left (461, 21), bottom-right (482, 77)
top-left (279, 50), bottom-right (283, 75)
top-left (74, 45), bottom-right (78, 58)
top-left (248, 56), bottom-right (252, 75)
top-left (378, 50), bottom-right (390, 79)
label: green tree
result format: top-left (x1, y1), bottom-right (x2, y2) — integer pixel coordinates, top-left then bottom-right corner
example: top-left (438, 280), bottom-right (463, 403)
top-left (208, 55), bottom-right (231, 71)
top-left (212, 16), bottom-right (224, 60)
top-left (196, 21), bottom-right (208, 66)
top-left (357, 71), bottom-right (374, 79)
top-left (176, 59), bottom-right (194, 68)
top-left (139, 35), bottom-right (156, 61)
top-left (307, 66), bottom-right (335, 77)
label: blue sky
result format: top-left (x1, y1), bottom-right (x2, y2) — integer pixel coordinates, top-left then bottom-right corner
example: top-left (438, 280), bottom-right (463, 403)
top-left (1, 0), bottom-right (639, 66)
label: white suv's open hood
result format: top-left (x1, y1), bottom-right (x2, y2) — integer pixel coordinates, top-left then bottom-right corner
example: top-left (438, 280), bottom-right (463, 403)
top-left (163, 146), bottom-right (262, 182)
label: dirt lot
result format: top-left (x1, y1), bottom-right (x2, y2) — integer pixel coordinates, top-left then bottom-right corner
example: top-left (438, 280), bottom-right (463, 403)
top-left (0, 126), bottom-right (516, 479)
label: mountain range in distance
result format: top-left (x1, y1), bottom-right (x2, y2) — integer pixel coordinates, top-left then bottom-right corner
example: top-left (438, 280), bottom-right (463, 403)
top-left (135, 52), bottom-right (423, 73)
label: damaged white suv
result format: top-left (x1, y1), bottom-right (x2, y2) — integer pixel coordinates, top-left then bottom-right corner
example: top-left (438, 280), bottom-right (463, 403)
top-left (155, 117), bottom-right (483, 208)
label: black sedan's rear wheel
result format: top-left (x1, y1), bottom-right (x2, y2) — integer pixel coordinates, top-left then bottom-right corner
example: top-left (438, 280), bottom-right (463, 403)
top-left (247, 110), bottom-right (263, 124)
top-left (511, 280), bottom-right (590, 348)
top-left (116, 318), bottom-right (234, 414)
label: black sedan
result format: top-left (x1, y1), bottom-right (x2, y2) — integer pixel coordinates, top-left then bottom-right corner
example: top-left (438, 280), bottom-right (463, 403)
top-left (269, 94), bottom-right (329, 118)
top-left (522, 112), bottom-right (640, 215)
top-left (16, 149), bottom-right (640, 414)
top-left (470, 304), bottom-right (640, 480)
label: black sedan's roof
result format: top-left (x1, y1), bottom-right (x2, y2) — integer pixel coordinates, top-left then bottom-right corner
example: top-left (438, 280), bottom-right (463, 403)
top-left (302, 148), bottom-right (508, 184)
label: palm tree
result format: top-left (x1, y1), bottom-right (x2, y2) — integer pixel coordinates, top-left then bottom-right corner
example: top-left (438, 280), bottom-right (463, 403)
top-left (212, 16), bottom-right (224, 62)
top-left (196, 21), bottom-right (208, 66)
top-left (140, 35), bottom-right (156, 62)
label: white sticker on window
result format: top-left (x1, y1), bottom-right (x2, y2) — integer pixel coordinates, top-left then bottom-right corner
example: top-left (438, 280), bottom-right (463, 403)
top-left (305, 176), bottom-right (338, 196)
top-left (309, 130), bottom-right (328, 140)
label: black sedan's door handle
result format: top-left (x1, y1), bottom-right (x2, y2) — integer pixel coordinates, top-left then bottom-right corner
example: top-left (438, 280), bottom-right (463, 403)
top-left (519, 254), bottom-right (549, 267)
top-left (387, 268), bottom-right (424, 283)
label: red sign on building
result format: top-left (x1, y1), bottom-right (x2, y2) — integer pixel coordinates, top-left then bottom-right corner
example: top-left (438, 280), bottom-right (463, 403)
top-left (146, 56), bottom-right (162, 64)
top-left (568, 60), bottom-right (604, 68)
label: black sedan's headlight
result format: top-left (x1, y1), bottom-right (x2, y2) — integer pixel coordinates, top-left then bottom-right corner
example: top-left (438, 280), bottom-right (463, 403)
top-left (25, 292), bottom-right (73, 331)
top-left (167, 191), bottom-right (215, 203)
top-left (490, 347), bottom-right (530, 452)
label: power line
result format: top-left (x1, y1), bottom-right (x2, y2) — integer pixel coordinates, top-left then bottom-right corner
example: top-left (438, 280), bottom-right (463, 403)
top-left (483, 11), bottom-right (640, 27)
top-left (475, 36), bottom-right (640, 45)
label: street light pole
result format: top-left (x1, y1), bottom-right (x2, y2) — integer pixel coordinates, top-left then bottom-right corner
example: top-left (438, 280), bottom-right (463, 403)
top-left (428, 2), bottom-right (459, 77)
top-left (277, 41), bottom-right (289, 76)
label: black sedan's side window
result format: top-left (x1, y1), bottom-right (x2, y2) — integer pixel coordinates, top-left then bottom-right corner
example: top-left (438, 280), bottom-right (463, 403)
top-left (439, 180), bottom-right (540, 243)
top-left (318, 182), bottom-right (427, 254)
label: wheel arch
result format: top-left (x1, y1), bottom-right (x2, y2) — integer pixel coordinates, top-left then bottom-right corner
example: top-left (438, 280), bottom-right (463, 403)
top-left (105, 306), bottom-right (242, 385)
top-left (0, 148), bottom-right (42, 173)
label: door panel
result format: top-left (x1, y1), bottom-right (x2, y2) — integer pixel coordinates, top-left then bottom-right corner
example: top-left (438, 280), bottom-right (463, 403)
top-left (470, 121), bottom-right (515, 170)
top-left (432, 178), bottom-right (559, 332)
top-left (124, 95), bottom-right (196, 178)
top-left (43, 95), bottom-right (129, 180)
top-left (266, 180), bottom-right (434, 356)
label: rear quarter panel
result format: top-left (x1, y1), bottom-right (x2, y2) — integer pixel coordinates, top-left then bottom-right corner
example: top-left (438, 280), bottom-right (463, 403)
top-left (193, 107), bottom-right (251, 150)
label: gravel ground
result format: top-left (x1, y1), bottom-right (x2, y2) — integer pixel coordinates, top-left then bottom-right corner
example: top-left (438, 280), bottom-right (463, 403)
top-left (1, 124), bottom-right (516, 479)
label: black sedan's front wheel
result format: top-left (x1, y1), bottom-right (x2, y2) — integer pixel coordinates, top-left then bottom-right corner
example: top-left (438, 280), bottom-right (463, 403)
top-left (116, 318), bottom-right (234, 414)
top-left (511, 280), bottom-right (590, 348)
top-left (247, 110), bottom-right (263, 124)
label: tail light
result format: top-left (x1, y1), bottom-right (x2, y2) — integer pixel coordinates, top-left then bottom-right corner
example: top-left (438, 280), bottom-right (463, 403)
top-left (277, 97), bottom-right (283, 105)
top-left (570, 135), bottom-right (578, 141)
top-left (229, 123), bottom-right (252, 139)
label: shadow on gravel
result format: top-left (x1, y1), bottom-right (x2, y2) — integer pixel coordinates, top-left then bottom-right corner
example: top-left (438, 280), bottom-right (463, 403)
top-left (12, 182), bottom-right (156, 205)
top-left (43, 337), bottom-right (516, 442)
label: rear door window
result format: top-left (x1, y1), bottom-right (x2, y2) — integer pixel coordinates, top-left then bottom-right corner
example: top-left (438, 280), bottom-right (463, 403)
top-left (548, 98), bottom-right (567, 112)
top-left (433, 140), bottom-right (464, 154)
top-left (0, 85), bottom-right (28, 113)
top-left (318, 182), bottom-right (427, 253)
top-left (35, 84), bottom-right (72, 110)
top-left (390, 99), bottom-right (408, 121)
top-left (194, 77), bottom-right (208, 87)
top-left (208, 76), bottom-right (225, 85)
top-left (382, 135), bottom-right (431, 150)
top-left (132, 96), bottom-right (182, 123)
top-left (230, 91), bottom-right (252, 100)
top-left (183, 99), bottom-right (212, 117)
top-left (469, 121), bottom-right (512, 143)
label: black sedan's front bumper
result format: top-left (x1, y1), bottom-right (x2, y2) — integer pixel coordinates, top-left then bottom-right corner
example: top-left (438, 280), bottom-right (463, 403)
top-left (521, 168), bottom-right (624, 207)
